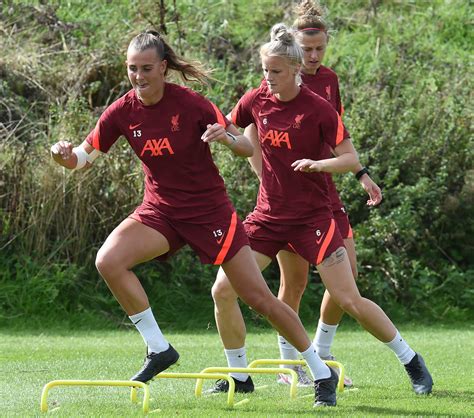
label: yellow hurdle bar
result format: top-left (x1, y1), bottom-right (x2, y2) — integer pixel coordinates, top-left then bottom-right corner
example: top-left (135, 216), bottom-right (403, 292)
top-left (196, 367), bottom-right (298, 399)
top-left (248, 359), bottom-right (346, 393)
top-left (130, 372), bottom-right (236, 408)
top-left (40, 380), bottom-right (150, 413)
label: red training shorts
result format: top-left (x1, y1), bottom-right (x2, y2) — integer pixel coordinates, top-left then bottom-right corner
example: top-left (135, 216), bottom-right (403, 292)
top-left (130, 202), bottom-right (249, 265)
top-left (332, 205), bottom-right (353, 239)
top-left (243, 212), bottom-right (345, 266)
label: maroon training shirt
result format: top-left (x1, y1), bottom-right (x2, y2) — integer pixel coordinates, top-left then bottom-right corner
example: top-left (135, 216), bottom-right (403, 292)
top-left (302, 66), bottom-right (348, 210)
top-left (301, 65), bottom-right (344, 116)
top-left (231, 84), bottom-right (344, 224)
top-left (86, 83), bottom-right (233, 221)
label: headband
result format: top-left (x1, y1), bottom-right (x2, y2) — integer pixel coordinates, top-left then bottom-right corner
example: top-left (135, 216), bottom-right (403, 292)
top-left (299, 27), bottom-right (327, 33)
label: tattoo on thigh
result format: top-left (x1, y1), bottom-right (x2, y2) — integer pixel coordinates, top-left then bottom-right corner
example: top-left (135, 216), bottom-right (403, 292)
top-left (322, 247), bottom-right (346, 267)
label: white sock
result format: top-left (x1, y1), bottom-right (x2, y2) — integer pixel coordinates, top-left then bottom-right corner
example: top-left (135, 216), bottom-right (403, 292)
top-left (385, 330), bottom-right (416, 365)
top-left (301, 344), bottom-right (331, 380)
top-left (224, 347), bottom-right (249, 382)
top-left (313, 320), bottom-right (339, 358)
top-left (278, 335), bottom-right (299, 369)
top-left (129, 307), bottom-right (169, 355)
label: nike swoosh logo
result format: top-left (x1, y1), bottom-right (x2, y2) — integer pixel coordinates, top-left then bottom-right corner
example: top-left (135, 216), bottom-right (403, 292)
top-left (216, 234), bottom-right (225, 245)
top-left (237, 354), bottom-right (244, 358)
top-left (316, 233), bottom-right (326, 245)
top-left (129, 123), bottom-right (142, 130)
top-left (320, 328), bottom-right (328, 333)
top-left (133, 319), bottom-right (142, 325)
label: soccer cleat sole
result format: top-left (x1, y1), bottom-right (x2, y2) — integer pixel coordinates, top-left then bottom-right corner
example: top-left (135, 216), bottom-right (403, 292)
top-left (149, 360), bottom-right (180, 382)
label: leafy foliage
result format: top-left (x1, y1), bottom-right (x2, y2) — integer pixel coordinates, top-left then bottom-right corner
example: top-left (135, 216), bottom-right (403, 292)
top-left (0, 0), bottom-right (472, 326)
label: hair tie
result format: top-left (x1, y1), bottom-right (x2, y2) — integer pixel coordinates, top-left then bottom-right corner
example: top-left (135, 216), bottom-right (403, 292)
top-left (145, 30), bottom-right (161, 39)
top-left (299, 27), bottom-right (326, 32)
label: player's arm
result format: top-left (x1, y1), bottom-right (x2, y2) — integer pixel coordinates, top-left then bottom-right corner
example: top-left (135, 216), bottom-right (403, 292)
top-left (328, 146), bottom-right (382, 206)
top-left (203, 91), bottom-right (257, 158)
top-left (244, 124), bottom-right (262, 181)
top-left (202, 120), bottom-right (254, 158)
top-left (50, 139), bottom-right (100, 170)
top-left (353, 163), bottom-right (382, 206)
top-left (292, 137), bottom-right (359, 174)
top-left (335, 79), bottom-right (382, 205)
top-left (225, 123), bottom-right (254, 157)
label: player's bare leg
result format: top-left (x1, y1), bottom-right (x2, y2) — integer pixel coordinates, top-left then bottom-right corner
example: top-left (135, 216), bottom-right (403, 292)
top-left (314, 238), bottom-right (357, 386)
top-left (95, 218), bottom-right (179, 382)
top-left (275, 250), bottom-right (313, 386)
top-left (210, 246), bottom-right (338, 405)
top-left (318, 246), bottom-right (433, 394)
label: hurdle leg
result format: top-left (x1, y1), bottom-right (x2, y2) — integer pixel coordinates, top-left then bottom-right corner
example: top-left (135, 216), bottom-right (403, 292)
top-left (40, 380), bottom-right (149, 413)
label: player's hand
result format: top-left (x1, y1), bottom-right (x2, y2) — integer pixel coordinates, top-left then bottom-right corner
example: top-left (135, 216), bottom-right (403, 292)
top-left (201, 123), bottom-right (229, 145)
top-left (359, 174), bottom-right (382, 206)
top-left (291, 159), bottom-right (323, 173)
top-left (50, 141), bottom-right (74, 161)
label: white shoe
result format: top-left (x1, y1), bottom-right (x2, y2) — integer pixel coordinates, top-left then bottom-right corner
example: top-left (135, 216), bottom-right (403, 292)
top-left (276, 365), bottom-right (313, 387)
top-left (321, 354), bottom-right (353, 388)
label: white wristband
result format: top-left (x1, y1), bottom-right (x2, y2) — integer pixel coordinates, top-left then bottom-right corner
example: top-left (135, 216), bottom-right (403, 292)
top-left (72, 145), bottom-right (100, 170)
top-left (86, 148), bottom-right (99, 163)
top-left (73, 146), bottom-right (87, 169)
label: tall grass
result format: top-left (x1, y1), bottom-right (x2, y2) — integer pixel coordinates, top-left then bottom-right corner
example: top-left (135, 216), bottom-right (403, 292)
top-left (0, 1), bottom-right (472, 325)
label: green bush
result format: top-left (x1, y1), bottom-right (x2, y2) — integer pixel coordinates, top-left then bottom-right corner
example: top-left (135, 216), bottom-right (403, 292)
top-left (1, 1), bottom-right (472, 326)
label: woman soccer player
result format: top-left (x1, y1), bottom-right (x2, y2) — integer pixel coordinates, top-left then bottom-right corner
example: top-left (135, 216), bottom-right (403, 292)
top-left (245, 0), bottom-right (382, 388)
top-left (209, 23), bottom-right (433, 407)
top-left (50, 29), bottom-right (341, 409)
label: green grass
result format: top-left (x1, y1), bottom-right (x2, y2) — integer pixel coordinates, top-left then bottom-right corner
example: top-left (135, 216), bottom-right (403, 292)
top-left (1, 325), bottom-right (473, 417)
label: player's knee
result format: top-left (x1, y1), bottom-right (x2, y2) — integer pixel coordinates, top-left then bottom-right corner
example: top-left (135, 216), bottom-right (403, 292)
top-left (290, 275), bottom-right (307, 297)
top-left (246, 296), bottom-right (271, 317)
top-left (211, 275), bottom-right (237, 305)
top-left (242, 291), bottom-right (274, 317)
top-left (337, 296), bottom-right (361, 317)
top-left (95, 247), bottom-right (119, 279)
top-left (279, 286), bottom-right (305, 309)
top-left (279, 273), bottom-right (307, 301)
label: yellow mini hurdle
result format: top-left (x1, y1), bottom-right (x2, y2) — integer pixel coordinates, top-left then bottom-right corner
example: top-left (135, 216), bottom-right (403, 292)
top-left (40, 359), bottom-right (345, 413)
top-left (131, 372), bottom-right (236, 407)
top-left (40, 380), bottom-right (150, 413)
top-left (248, 359), bottom-right (346, 393)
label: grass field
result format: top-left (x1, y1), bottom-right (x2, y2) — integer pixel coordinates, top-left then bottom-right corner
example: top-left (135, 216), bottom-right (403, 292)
top-left (1, 325), bottom-right (473, 417)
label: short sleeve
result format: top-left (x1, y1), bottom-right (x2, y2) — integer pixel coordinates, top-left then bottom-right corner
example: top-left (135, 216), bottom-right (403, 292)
top-left (198, 97), bottom-right (231, 131)
top-left (321, 105), bottom-right (345, 149)
top-left (85, 102), bottom-right (122, 153)
top-left (333, 76), bottom-right (349, 138)
top-left (334, 75), bottom-right (343, 116)
top-left (230, 90), bottom-right (257, 129)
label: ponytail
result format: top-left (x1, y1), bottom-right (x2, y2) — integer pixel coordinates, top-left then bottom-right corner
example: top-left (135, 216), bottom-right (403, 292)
top-left (129, 30), bottom-right (209, 85)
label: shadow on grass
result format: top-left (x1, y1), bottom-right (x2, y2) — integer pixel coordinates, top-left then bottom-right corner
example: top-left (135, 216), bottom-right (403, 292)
top-left (2, 321), bottom-right (473, 338)
top-left (433, 389), bottom-right (474, 399)
top-left (351, 405), bottom-right (468, 417)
